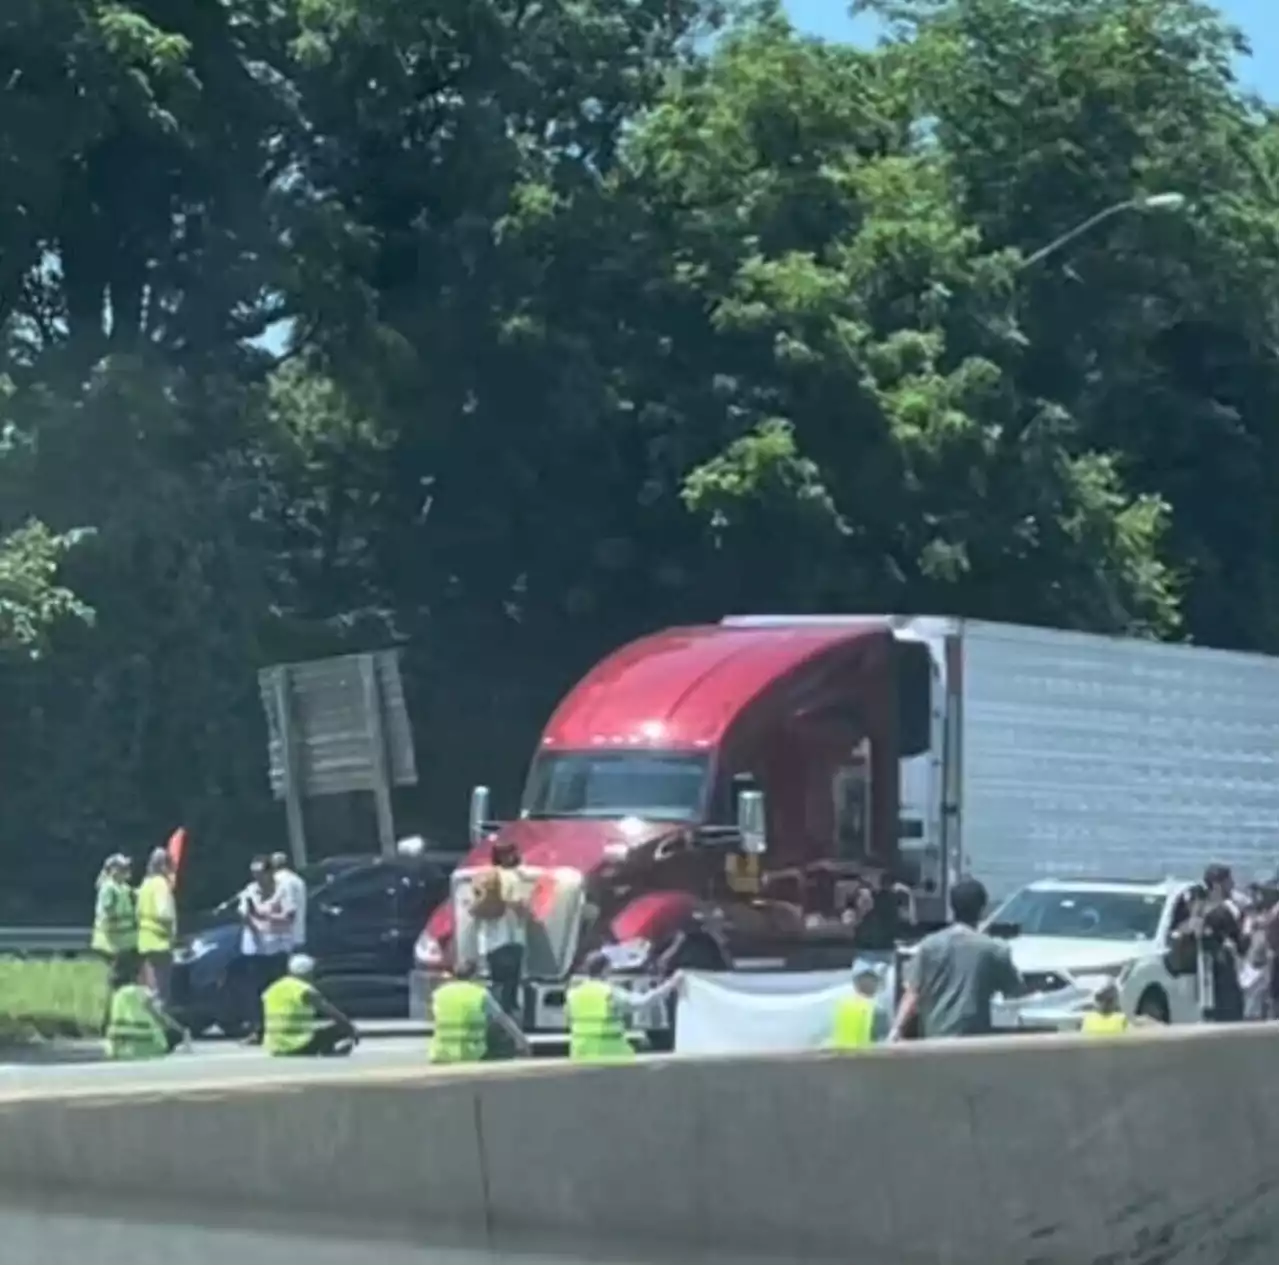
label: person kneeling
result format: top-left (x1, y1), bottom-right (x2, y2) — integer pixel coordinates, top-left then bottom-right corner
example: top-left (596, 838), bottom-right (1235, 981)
top-left (105, 961), bottom-right (191, 1060)
top-left (263, 954), bottom-right (358, 1057)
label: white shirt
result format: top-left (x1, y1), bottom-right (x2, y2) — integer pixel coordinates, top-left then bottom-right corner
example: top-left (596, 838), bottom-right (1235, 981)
top-left (275, 867), bottom-right (307, 948)
top-left (475, 869), bottom-right (530, 956)
top-left (239, 882), bottom-right (294, 956)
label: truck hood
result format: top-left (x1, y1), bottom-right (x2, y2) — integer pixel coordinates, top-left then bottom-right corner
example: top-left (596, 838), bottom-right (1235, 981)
top-left (1009, 936), bottom-right (1155, 975)
top-left (422, 816), bottom-right (685, 953)
top-left (459, 816), bottom-right (684, 874)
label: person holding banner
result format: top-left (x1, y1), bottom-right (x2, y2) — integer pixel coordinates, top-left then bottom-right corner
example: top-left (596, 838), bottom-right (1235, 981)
top-left (827, 964), bottom-right (886, 1050)
top-left (566, 952), bottom-right (685, 1061)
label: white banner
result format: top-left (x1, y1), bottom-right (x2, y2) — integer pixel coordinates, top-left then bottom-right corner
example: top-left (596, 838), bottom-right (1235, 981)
top-left (674, 958), bottom-right (898, 1056)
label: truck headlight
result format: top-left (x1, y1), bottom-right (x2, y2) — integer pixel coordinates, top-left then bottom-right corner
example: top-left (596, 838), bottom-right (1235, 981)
top-left (602, 938), bottom-right (652, 970)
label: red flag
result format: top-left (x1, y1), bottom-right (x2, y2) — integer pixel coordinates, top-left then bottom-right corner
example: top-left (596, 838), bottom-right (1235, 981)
top-left (166, 827), bottom-right (188, 887)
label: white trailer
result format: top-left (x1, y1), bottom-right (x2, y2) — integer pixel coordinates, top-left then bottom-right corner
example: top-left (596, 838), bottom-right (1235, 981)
top-left (723, 617), bottom-right (1279, 914)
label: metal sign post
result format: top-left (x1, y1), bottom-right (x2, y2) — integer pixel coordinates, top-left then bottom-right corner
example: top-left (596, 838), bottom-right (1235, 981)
top-left (258, 650), bottom-right (419, 864)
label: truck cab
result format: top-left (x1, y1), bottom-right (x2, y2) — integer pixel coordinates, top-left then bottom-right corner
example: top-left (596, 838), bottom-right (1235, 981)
top-left (411, 619), bottom-right (933, 1034)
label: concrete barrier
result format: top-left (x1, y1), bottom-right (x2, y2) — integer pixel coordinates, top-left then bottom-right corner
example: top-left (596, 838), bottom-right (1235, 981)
top-left (0, 1025), bottom-right (1275, 1265)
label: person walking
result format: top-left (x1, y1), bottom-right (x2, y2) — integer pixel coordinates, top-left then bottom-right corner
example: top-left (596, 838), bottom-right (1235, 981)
top-left (136, 848), bottom-right (178, 1004)
top-left (429, 960), bottom-right (530, 1065)
top-left (105, 958), bottom-right (191, 1061)
top-left (262, 955), bottom-right (358, 1057)
top-left (565, 952), bottom-right (683, 1062)
top-left (888, 877), bottom-right (1022, 1041)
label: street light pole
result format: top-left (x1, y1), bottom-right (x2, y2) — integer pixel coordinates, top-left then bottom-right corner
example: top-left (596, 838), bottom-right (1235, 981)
top-left (1017, 192), bottom-right (1187, 270)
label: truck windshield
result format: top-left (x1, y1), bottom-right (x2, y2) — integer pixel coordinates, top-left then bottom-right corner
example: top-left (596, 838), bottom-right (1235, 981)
top-left (988, 888), bottom-right (1166, 942)
top-left (523, 751), bottom-right (709, 821)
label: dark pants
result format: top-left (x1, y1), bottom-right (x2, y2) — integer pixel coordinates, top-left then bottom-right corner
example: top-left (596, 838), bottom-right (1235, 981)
top-left (486, 943), bottom-right (524, 1021)
top-left (233, 952), bottom-right (289, 1037)
top-left (99, 950), bottom-right (141, 1030)
top-left (142, 951), bottom-right (172, 1006)
top-left (281, 1019), bottom-right (357, 1057)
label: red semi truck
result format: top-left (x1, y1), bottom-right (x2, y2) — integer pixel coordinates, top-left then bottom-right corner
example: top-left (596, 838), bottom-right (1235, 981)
top-left (409, 615), bottom-right (1278, 1040)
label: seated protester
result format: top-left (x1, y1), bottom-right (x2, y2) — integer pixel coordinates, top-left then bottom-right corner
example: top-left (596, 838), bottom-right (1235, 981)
top-left (105, 961), bottom-right (191, 1060)
top-left (262, 954), bottom-right (359, 1057)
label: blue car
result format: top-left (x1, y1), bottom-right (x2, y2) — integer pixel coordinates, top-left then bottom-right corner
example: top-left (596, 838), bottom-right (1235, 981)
top-left (169, 852), bottom-right (456, 1036)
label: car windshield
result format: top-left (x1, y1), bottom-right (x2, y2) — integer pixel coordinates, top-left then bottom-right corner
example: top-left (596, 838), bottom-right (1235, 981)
top-left (988, 888), bottom-right (1166, 942)
top-left (204, 859), bottom-right (364, 921)
top-left (522, 751), bottom-right (709, 822)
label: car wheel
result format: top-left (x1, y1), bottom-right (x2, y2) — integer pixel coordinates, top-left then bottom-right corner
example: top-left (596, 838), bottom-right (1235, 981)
top-left (1136, 987), bottom-right (1170, 1024)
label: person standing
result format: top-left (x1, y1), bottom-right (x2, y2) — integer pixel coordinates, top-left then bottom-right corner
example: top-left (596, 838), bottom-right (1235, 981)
top-left (1199, 863), bottom-right (1246, 1023)
top-left (565, 952), bottom-right (683, 1062)
top-left (92, 853), bottom-right (138, 993)
top-left (262, 954), bottom-right (358, 1057)
top-left (136, 848), bottom-right (178, 1004)
top-left (474, 841), bottom-right (531, 1021)
top-left (889, 877), bottom-right (1022, 1041)
top-left (237, 857), bottom-right (295, 1043)
top-left (429, 960), bottom-right (530, 1064)
top-left (270, 852), bottom-right (307, 952)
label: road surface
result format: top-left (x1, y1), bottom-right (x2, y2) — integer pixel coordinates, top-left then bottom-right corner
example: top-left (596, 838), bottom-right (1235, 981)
top-left (0, 1033), bottom-right (585, 1098)
top-left (0, 1202), bottom-right (728, 1265)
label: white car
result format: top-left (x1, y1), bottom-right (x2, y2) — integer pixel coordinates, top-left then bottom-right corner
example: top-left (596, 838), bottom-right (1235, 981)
top-left (982, 877), bottom-right (1204, 1030)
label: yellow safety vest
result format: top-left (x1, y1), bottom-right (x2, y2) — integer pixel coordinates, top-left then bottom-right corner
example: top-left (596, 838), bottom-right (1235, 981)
top-left (430, 980), bottom-right (490, 1064)
top-left (567, 979), bottom-right (633, 1061)
top-left (106, 984), bottom-right (168, 1060)
top-left (263, 976), bottom-right (319, 1055)
top-left (136, 875), bottom-right (175, 953)
top-left (829, 993), bottom-right (877, 1050)
top-left (92, 879), bottom-right (137, 955)
top-left (1081, 1010), bottom-right (1130, 1036)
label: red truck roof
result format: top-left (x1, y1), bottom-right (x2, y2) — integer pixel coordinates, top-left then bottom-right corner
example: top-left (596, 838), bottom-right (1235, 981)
top-left (540, 622), bottom-right (887, 750)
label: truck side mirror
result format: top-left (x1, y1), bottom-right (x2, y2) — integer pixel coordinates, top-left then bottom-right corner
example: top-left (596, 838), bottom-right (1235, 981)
top-left (469, 785), bottom-right (492, 846)
top-left (736, 789), bottom-right (767, 856)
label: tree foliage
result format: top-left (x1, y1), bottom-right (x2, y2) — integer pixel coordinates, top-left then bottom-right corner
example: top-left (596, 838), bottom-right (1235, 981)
top-left (0, 0), bottom-right (1273, 906)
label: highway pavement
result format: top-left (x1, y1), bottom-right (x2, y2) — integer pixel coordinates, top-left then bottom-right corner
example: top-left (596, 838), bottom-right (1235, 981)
top-left (0, 1024), bottom-right (580, 1098)
top-left (0, 1201), bottom-right (736, 1265)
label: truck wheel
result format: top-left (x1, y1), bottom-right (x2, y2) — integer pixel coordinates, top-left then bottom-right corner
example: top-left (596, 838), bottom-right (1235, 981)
top-left (1136, 988), bottom-right (1169, 1024)
top-left (645, 934), bottom-right (726, 1053)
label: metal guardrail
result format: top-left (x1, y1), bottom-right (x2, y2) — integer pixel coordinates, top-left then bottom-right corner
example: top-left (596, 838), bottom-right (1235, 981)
top-left (0, 926), bottom-right (93, 957)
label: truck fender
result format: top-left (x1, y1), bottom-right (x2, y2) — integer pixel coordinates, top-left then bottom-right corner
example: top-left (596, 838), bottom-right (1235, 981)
top-left (609, 890), bottom-right (732, 970)
top-left (609, 889), bottom-right (701, 946)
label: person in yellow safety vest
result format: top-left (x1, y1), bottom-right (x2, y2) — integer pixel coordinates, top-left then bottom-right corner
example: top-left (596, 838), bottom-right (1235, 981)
top-left (92, 852), bottom-right (138, 982)
top-left (262, 954), bottom-right (360, 1057)
top-left (136, 847), bottom-right (177, 1004)
top-left (828, 963), bottom-right (887, 1050)
top-left (566, 951), bottom-right (685, 1062)
top-left (430, 960), bottom-right (531, 1064)
top-left (1080, 980), bottom-right (1130, 1036)
top-left (105, 958), bottom-right (191, 1060)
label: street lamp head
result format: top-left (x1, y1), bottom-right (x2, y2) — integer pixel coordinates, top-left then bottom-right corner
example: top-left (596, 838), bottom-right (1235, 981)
top-left (1139, 192), bottom-right (1187, 211)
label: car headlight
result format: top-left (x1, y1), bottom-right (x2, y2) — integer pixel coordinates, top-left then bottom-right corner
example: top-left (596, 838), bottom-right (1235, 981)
top-left (601, 938), bottom-right (652, 970)
top-left (173, 936), bottom-right (219, 965)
